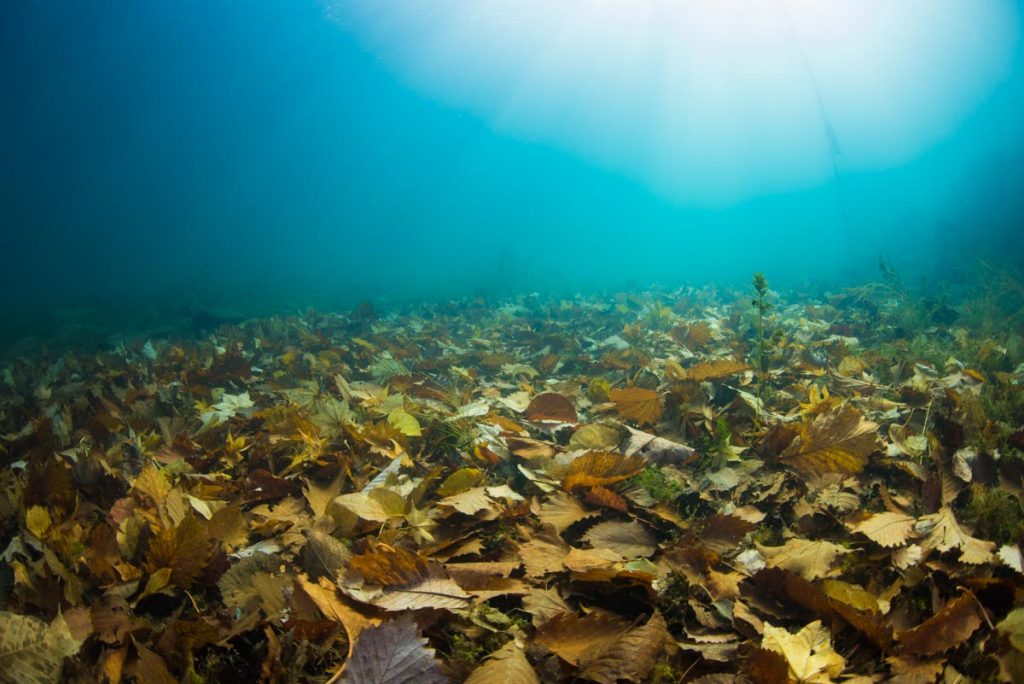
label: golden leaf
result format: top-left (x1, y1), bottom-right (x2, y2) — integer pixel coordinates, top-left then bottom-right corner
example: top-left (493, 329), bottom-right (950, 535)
top-left (780, 404), bottom-right (878, 477)
top-left (563, 451), bottom-right (645, 491)
top-left (685, 359), bottom-right (751, 382)
top-left (916, 506), bottom-right (995, 564)
top-left (537, 491), bottom-right (600, 533)
top-left (25, 506), bottom-right (51, 539)
top-left (608, 387), bottom-right (662, 426)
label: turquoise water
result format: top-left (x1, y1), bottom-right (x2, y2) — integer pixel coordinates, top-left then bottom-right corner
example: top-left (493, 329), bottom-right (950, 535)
top-left (2, 1), bottom-right (1023, 347)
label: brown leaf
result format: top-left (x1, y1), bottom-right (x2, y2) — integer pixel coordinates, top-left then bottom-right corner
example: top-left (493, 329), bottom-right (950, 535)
top-left (609, 387), bottom-right (663, 426)
top-left (464, 639), bottom-right (539, 684)
top-left (685, 359), bottom-right (751, 382)
top-left (340, 614), bottom-right (446, 684)
top-left (296, 575), bottom-right (380, 658)
top-left (519, 526), bottom-right (571, 577)
top-left (535, 611), bottom-right (632, 666)
top-left (897, 592), bottom-right (985, 657)
top-left (699, 514), bottom-right (756, 555)
top-left (578, 612), bottom-right (670, 684)
top-left (563, 451), bottom-right (645, 491)
top-left (780, 404), bottom-right (878, 477)
top-left (143, 515), bottom-right (212, 588)
top-left (582, 485), bottom-right (629, 512)
top-left (582, 520), bottom-right (657, 560)
top-left (526, 392), bottom-right (578, 423)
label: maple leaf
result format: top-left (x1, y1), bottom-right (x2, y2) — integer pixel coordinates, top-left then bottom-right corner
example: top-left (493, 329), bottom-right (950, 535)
top-left (340, 614), bottom-right (445, 684)
top-left (761, 620), bottom-right (846, 684)
top-left (608, 387), bottom-right (663, 426)
top-left (848, 511), bottom-right (916, 548)
top-left (464, 639), bottom-right (539, 684)
top-left (780, 404), bottom-right (878, 477)
top-left (563, 451), bottom-right (645, 491)
top-left (526, 392), bottom-right (578, 423)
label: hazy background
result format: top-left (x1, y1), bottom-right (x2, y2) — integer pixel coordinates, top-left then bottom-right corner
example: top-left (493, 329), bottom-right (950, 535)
top-left (2, 0), bottom-right (1023, 345)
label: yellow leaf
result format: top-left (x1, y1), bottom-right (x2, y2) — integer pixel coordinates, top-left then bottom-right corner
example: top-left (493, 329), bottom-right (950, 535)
top-left (608, 387), bottom-right (662, 426)
top-left (25, 506), bottom-right (51, 539)
top-left (465, 639), bottom-right (539, 684)
top-left (761, 620), bottom-right (846, 684)
top-left (387, 408), bottom-right (421, 436)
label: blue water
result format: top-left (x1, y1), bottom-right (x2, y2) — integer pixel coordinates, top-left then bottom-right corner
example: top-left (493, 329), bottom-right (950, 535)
top-left (2, 1), bottom-right (1023, 346)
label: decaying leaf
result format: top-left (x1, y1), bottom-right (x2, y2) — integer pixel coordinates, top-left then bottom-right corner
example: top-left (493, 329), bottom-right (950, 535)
top-left (0, 612), bottom-right (82, 684)
top-left (340, 614), bottom-right (446, 684)
top-left (535, 611), bottom-right (632, 666)
top-left (780, 404), bottom-right (878, 477)
top-left (916, 506), bottom-right (996, 564)
top-left (582, 520), bottom-right (657, 559)
top-left (608, 387), bottom-right (663, 426)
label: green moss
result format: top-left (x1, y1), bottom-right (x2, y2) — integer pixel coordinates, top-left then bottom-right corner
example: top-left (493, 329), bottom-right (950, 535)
top-left (636, 466), bottom-right (685, 504)
top-left (962, 484), bottom-right (1024, 545)
top-left (448, 632), bottom-right (489, 665)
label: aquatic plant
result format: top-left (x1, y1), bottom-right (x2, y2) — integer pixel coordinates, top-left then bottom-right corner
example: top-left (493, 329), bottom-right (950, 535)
top-left (751, 272), bottom-right (772, 427)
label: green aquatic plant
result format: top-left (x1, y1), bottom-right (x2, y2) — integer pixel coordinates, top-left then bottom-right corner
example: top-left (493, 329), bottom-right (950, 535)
top-left (751, 272), bottom-right (773, 427)
top-left (962, 484), bottom-right (1024, 546)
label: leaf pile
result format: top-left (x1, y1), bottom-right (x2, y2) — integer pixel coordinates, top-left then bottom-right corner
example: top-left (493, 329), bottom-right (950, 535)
top-left (1, 280), bottom-right (1024, 682)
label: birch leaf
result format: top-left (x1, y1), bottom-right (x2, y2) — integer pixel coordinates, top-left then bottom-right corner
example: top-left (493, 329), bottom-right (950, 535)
top-left (848, 512), bottom-right (916, 548)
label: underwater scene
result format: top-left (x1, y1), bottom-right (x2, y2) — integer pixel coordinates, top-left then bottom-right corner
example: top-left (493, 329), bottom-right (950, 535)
top-left (3, 1), bottom-right (1024, 682)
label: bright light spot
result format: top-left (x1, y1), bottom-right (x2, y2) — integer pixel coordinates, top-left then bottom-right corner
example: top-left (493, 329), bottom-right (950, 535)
top-left (329, 0), bottom-right (1017, 206)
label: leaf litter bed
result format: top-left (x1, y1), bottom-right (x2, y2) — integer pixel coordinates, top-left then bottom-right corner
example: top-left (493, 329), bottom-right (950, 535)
top-left (2, 278), bottom-right (1024, 683)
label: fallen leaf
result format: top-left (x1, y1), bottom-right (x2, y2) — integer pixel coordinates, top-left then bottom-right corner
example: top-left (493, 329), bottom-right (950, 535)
top-left (848, 512), bottom-right (916, 548)
top-left (526, 392), bottom-right (578, 423)
top-left (897, 592), bottom-right (985, 657)
top-left (686, 359), bottom-right (751, 382)
top-left (780, 404), bottom-right (878, 477)
top-left (563, 451), bottom-right (645, 491)
top-left (609, 387), bottom-right (663, 426)
top-left (757, 538), bottom-right (849, 580)
top-left (464, 639), bottom-right (539, 684)
top-left (582, 520), bottom-right (657, 559)
top-left (0, 612), bottom-right (83, 684)
top-left (340, 614), bottom-right (446, 684)
top-left (761, 620), bottom-right (846, 684)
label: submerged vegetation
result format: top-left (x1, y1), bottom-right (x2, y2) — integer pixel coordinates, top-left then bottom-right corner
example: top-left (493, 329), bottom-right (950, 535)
top-left (1, 270), bottom-right (1024, 682)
